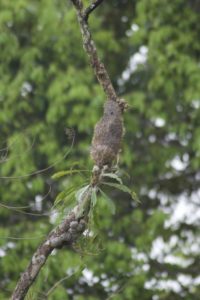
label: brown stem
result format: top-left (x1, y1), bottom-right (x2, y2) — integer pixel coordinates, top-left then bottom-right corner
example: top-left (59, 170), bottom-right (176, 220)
top-left (12, 0), bottom-right (121, 298)
top-left (83, 0), bottom-right (105, 22)
top-left (11, 210), bottom-right (87, 300)
top-left (71, 0), bottom-right (118, 102)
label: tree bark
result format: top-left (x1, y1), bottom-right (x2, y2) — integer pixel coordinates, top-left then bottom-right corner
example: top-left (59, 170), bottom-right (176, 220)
top-left (71, 0), bottom-right (118, 102)
top-left (12, 1), bottom-right (124, 298)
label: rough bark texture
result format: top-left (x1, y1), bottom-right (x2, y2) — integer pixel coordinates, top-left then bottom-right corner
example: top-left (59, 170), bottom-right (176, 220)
top-left (12, 211), bottom-right (87, 300)
top-left (71, 0), bottom-right (126, 167)
top-left (71, 0), bottom-right (118, 102)
top-left (12, 1), bottom-right (126, 299)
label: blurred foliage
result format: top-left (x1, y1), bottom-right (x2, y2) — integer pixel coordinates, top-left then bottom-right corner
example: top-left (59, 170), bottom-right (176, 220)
top-left (0, 0), bottom-right (200, 299)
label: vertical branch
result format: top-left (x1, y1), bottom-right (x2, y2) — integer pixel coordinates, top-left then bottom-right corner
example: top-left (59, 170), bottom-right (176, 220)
top-left (71, 0), bottom-right (118, 102)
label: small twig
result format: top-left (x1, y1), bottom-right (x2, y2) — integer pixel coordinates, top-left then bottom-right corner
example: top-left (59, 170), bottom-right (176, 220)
top-left (45, 266), bottom-right (81, 297)
top-left (45, 275), bottom-right (73, 297)
top-left (83, 0), bottom-right (104, 22)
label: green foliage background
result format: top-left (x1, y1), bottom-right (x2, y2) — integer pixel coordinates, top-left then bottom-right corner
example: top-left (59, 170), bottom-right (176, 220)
top-left (0, 0), bottom-right (200, 299)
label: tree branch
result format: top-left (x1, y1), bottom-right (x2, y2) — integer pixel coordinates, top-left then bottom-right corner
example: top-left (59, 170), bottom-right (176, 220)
top-left (11, 209), bottom-right (87, 300)
top-left (71, 0), bottom-right (118, 102)
top-left (12, 1), bottom-right (126, 298)
top-left (83, 0), bottom-right (104, 22)
top-left (12, 170), bottom-right (101, 299)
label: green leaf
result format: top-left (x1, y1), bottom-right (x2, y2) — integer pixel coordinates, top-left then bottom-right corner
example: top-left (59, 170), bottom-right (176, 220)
top-left (102, 182), bottom-right (140, 203)
top-left (99, 188), bottom-right (116, 214)
top-left (91, 188), bottom-right (97, 208)
top-left (51, 169), bottom-right (82, 179)
top-left (131, 190), bottom-right (140, 203)
top-left (55, 191), bottom-right (66, 204)
top-left (116, 169), bottom-right (131, 179)
top-left (75, 185), bottom-right (90, 203)
top-left (54, 186), bottom-right (76, 207)
top-left (102, 173), bottom-right (123, 184)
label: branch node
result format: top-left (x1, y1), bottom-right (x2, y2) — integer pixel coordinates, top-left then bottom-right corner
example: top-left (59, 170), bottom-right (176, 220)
top-left (83, 0), bottom-right (104, 22)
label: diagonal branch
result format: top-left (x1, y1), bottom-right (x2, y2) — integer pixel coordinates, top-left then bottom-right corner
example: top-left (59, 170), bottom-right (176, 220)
top-left (12, 1), bottom-right (126, 299)
top-left (83, 0), bottom-right (105, 22)
top-left (71, 0), bottom-right (118, 102)
top-left (12, 173), bottom-right (102, 299)
top-left (11, 208), bottom-right (87, 300)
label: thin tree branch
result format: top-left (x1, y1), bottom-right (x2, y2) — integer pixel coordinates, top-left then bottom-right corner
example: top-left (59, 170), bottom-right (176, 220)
top-left (71, 0), bottom-right (118, 102)
top-left (12, 1), bottom-right (126, 298)
top-left (11, 204), bottom-right (88, 300)
top-left (45, 267), bottom-right (80, 297)
top-left (83, 0), bottom-right (104, 22)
